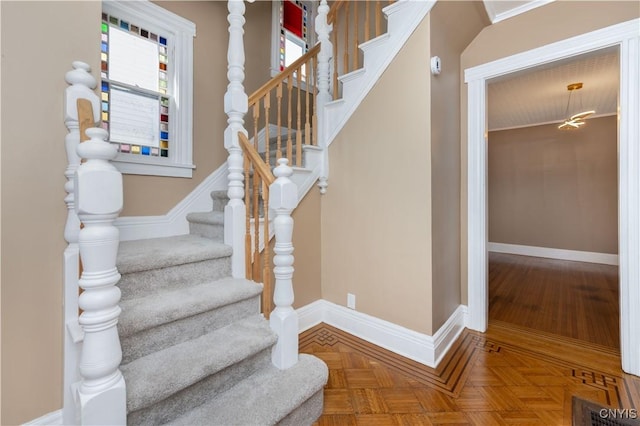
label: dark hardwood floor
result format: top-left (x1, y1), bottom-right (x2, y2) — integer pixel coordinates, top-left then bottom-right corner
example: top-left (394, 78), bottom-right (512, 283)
top-left (488, 252), bottom-right (619, 349)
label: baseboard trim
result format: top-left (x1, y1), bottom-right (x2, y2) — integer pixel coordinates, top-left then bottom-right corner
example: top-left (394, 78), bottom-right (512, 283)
top-left (296, 299), bottom-right (467, 368)
top-left (488, 242), bottom-right (619, 266)
top-left (23, 409), bottom-right (63, 426)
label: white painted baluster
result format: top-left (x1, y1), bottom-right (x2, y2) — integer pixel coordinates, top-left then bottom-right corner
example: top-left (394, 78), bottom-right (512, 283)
top-left (63, 61), bottom-right (101, 425)
top-left (224, 0), bottom-right (248, 278)
top-left (75, 127), bottom-right (126, 425)
top-left (315, 0), bottom-right (332, 194)
top-left (269, 159), bottom-right (300, 369)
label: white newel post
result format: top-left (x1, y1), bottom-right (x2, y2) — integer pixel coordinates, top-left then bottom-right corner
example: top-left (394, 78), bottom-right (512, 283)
top-left (75, 127), bottom-right (126, 425)
top-left (269, 159), bottom-right (300, 369)
top-left (224, 0), bottom-right (248, 278)
top-left (315, 0), bottom-right (332, 194)
top-left (63, 61), bottom-right (101, 425)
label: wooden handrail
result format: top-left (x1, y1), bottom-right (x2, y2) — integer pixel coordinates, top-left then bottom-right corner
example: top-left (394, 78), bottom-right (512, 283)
top-left (238, 132), bottom-right (275, 185)
top-left (248, 44), bottom-right (320, 106)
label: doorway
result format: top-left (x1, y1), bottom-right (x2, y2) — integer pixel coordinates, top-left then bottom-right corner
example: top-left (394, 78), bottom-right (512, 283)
top-left (465, 20), bottom-right (640, 375)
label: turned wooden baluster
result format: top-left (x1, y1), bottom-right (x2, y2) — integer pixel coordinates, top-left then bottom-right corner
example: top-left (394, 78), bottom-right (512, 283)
top-left (286, 79), bottom-right (293, 163)
top-left (276, 83), bottom-right (283, 161)
top-left (270, 159), bottom-right (299, 369)
top-left (296, 68), bottom-right (302, 167)
top-left (75, 126), bottom-right (126, 425)
top-left (224, 0), bottom-right (248, 278)
top-left (264, 93), bottom-right (271, 166)
top-left (316, 0), bottom-right (332, 193)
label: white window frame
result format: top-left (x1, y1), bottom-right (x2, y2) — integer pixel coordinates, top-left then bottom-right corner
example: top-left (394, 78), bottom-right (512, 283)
top-left (270, 0), bottom-right (316, 79)
top-left (102, 0), bottom-right (196, 178)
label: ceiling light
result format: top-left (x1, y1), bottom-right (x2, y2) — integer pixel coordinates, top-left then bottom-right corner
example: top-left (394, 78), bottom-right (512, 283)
top-left (558, 82), bottom-right (595, 130)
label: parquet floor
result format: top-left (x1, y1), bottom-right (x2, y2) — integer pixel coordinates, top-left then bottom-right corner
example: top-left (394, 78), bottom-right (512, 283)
top-left (301, 323), bottom-right (640, 425)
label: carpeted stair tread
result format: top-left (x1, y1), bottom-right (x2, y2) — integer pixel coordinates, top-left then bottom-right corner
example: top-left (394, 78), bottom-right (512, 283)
top-left (118, 277), bottom-right (262, 338)
top-left (117, 234), bottom-right (232, 274)
top-left (186, 211), bottom-right (224, 226)
top-left (122, 314), bottom-right (277, 413)
top-left (167, 354), bottom-right (329, 426)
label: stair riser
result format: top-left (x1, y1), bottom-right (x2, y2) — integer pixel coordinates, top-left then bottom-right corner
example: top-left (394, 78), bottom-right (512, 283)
top-left (278, 389), bottom-right (324, 426)
top-left (119, 257), bottom-right (231, 301)
top-left (188, 221), bottom-right (224, 240)
top-left (120, 296), bottom-right (260, 364)
top-left (210, 191), bottom-right (228, 213)
top-left (127, 348), bottom-right (273, 426)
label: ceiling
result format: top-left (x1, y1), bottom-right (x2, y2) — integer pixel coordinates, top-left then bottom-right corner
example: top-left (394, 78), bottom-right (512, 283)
top-left (480, 1), bottom-right (619, 132)
top-left (486, 45), bottom-right (619, 132)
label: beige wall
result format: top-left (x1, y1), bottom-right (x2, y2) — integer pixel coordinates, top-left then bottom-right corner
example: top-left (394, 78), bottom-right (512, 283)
top-left (429, 1), bottom-right (488, 331)
top-left (488, 116), bottom-right (618, 254)
top-left (292, 188), bottom-right (322, 308)
top-left (122, 1), bottom-right (272, 216)
top-left (321, 17), bottom-right (433, 334)
top-left (1, 2), bottom-right (101, 424)
top-left (459, 1), bottom-right (640, 304)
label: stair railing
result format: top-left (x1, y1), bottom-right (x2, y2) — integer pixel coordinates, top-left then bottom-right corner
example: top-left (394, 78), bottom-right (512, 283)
top-left (328, 0), bottom-right (396, 99)
top-left (63, 61), bottom-right (127, 424)
top-left (238, 132), bottom-right (275, 316)
top-left (247, 44), bottom-right (319, 170)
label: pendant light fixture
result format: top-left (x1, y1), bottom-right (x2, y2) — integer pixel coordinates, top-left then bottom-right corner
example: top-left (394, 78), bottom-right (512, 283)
top-left (558, 82), bottom-right (595, 130)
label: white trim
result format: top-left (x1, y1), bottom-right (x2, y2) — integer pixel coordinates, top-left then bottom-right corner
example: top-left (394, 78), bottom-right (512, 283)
top-left (296, 300), bottom-right (467, 368)
top-left (23, 409), bottom-right (63, 426)
top-left (484, 0), bottom-right (555, 25)
top-left (103, 1), bottom-right (196, 178)
top-left (488, 242), bottom-right (619, 265)
top-left (115, 162), bottom-right (228, 241)
top-left (466, 19), bottom-right (640, 376)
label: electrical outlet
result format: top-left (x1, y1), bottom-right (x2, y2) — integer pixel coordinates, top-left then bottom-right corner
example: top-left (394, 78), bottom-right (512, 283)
top-left (347, 293), bottom-right (356, 310)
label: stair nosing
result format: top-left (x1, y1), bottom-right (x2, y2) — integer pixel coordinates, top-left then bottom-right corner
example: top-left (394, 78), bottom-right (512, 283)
top-left (122, 314), bottom-right (277, 413)
top-left (118, 277), bottom-right (263, 337)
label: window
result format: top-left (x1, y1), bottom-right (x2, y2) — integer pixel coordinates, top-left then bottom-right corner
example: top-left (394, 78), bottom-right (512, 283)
top-left (101, 1), bottom-right (195, 177)
top-left (271, 1), bottom-right (314, 79)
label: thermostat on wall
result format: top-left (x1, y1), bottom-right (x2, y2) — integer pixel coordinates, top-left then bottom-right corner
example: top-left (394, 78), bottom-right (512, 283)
top-left (431, 56), bottom-right (441, 75)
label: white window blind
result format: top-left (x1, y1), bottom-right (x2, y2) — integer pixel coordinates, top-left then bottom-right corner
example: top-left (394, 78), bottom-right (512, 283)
top-left (109, 27), bottom-right (159, 92)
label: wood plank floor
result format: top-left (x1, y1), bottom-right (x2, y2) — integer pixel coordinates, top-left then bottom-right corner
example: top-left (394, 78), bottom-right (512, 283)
top-left (488, 252), bottom-right (619, 349)
top-left (302, 323), bottom-right (640, 425)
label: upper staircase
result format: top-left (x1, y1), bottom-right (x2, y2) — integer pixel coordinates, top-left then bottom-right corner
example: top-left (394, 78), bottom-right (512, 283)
top-left (62, 0), bottom-right (435, 424)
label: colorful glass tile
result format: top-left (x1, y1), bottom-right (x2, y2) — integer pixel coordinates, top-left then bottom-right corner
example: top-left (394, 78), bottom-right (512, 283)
top-left (159, 54), bottom-right (167, 63)
top-left (151, 148), bottom-right (159, 156)
top-left (102, 12), bottom-right (108, 21)
top-left (161, 141), bottom-right (169, 149)
top-left (160, 131), bottom-right (169, 140)
top-left (159, 80), bottom-right (167, 89)
top-left (159, 36), bottom-right (167, 46)
top-left (109, 16), bottom-right (118, 25)
top-left (131, 145), bottom-right (141, 154)
top-left (141, 29), bottom-right (149, 38)
top-left (102, 92), bottom-right (109, 101)
top-left (160, 114), bottom-right (169, 122)
top-left (102, 112), bottom-right (109, 122)
top-left (101, 52), bottom-right (108, 62)
top-left (161, 149), bottom-right (168, 157)
top-left (160, 106), bottom-right (169, 115)
top-left (102, 81), bottom-right (109, 91)
top-left (120, 20), bottom-right (129, 30)
top-left (159, 63), bottom-right (167, 71)
top-left (102, 101), bottom-right (108, 112)
top-left (101, 42), bottom-right (108, 53)
top-left (150, 33), bottom-right (158, 41)
top-left (102, 23), bottom-right (108, 33)
top-left (120, 144), bottom-right (130, 153)
top-left (160, 98), bottom-right (169, 107)
top-left (141, 146), bottom-right (151, 155)
top-left (160, 123), bottom-right (168, 131)
top-left (130, 25), bottom-right (139, 34)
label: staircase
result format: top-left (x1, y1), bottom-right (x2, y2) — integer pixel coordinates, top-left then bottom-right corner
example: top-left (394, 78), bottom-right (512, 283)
top-left (116, 191), bottom-right (327, 425)
top-left (64, 1), bottom-right (436, 424)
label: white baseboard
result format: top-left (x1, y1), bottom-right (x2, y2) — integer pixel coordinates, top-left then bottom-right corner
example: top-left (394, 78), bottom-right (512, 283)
top-left (23, 409), bottom-right (62, 426)
top-left (115, 163), bottom-right (228, 241)
top-left (488, 242), bottom-right (619, 265)
top-left (296, 299), bottom-right (467, 368)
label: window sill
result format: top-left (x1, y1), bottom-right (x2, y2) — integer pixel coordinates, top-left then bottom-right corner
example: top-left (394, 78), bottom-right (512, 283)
top-left (113, 155), bottom-right (195, 178)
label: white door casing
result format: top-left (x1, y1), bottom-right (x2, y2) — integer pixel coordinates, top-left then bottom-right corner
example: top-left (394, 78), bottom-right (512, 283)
top-left (465, 19), bottom-right (640, 376)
